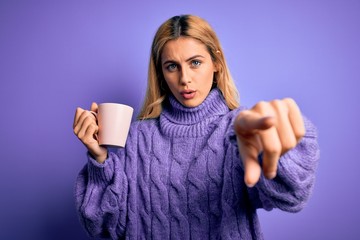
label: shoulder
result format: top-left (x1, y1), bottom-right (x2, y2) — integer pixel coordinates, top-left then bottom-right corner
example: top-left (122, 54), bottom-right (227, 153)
top-left (128, 117), bottom-right (160, 136)
top-left (123, 118), bottom-right (160, 152)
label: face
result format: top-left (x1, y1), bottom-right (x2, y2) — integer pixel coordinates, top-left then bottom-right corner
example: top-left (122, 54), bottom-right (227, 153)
top-left (161, 37), bottom-right (217, 108)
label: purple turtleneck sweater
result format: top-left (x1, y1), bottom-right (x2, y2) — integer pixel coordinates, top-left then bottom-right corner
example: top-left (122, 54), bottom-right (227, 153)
top-left (75, 89), bottom-right (319, 239)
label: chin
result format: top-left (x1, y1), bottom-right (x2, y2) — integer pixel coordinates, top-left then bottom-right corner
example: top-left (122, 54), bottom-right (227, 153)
top-left (182, 100), bottom-right (201, 108)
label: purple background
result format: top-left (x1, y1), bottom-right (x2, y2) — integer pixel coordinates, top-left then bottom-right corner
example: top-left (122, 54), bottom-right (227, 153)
top-left (1, 0), bottom-right (359, 239)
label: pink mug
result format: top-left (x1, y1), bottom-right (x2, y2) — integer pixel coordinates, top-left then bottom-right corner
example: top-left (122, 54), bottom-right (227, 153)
top-left (92, 103), bottom-right (133, 147)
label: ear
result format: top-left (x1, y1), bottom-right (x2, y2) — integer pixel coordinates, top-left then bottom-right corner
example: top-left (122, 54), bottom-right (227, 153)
top-left (214, 50), bottom-right (222, 72)
top-left (214, 63), bottom-right (219, 73)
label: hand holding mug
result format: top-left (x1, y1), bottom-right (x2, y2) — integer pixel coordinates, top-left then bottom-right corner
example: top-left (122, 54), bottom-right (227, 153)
top-left (73, 102), bottom-right (107, 163)
top-left (73, 102), bottom-right (133, 163)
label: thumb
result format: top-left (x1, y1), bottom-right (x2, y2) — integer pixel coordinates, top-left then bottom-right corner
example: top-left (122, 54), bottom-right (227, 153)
top-left (90, 102), bottom-right (98, 112)
top-left (237, 137), bottom-right (262, 187)
top-left (234, 110), bottom-right (275, 136)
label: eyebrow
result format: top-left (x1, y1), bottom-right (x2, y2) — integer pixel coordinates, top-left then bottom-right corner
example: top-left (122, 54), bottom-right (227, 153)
top-left (162, 55), bottom-right (205, 65)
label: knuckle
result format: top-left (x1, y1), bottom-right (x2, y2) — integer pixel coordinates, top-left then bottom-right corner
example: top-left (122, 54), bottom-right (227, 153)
top-left (256, 101), bottom-right (267, 108)
top-left (236, 110), bottom-right (249, 122)
top-left (270, 99), bottom-right (281, 106)
top-left (76, 107), bottom-right (84, 115)
top-left (254, 101), bottom-right (269, 112)
top-left (266, 144), bottom-right (282, 156)
top-left (270, 99), bottom-right (286, 112)
top-left (82, 138), bottom-right (91, 145)
top-left (283, 97), bottom-right (297, 108)
top-left (77, 132), bottom-right (84, 140)
top-left (295, 128), bottom-right (306, 140)
top-left (89, 123), bottom-right (98, 132)
top-left (282, 137), bottom-right (297, 152)
top-left (238, 110), bottom-right (249, 117)
top-left (283, 97), bottom-right (295, 104)
top-left (84, 110), bottom-right (91, 118)
top-left (84, 115), bottom-right (96, 125)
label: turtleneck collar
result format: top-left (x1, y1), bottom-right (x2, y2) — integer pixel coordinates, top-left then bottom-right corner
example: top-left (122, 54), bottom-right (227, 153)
top-left (160, 88), bottom-right (230, 137)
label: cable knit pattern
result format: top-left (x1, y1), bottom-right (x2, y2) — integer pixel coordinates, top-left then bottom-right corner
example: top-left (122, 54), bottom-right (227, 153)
top-left (75, 88), bottom-right (320, 239)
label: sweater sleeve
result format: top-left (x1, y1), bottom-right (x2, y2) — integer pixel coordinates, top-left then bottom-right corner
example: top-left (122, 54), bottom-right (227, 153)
top-left (248, 116), bottom-right (320, 212)
top-left (74, 149), bottom-right (129, 239)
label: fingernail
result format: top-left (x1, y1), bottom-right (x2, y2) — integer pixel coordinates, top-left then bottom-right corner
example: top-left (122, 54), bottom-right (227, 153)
top-left (245, 181), bottom-right (255, 188)
top-left (266, 172), bottom-right (276, 179)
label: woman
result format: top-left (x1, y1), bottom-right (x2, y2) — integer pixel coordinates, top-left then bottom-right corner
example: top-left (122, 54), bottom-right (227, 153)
top-left (73, 15), bottom-right (319, 239)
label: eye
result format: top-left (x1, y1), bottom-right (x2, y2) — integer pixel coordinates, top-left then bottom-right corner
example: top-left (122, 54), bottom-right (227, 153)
top-left (166, 63), bottom-right (177, 72)
top-left (191, 60), bottom-right (201, 67)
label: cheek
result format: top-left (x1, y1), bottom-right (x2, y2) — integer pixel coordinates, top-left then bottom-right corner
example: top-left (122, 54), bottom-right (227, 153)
top-left (163, 75), bottom-right (175, 88)
top-left (163, 75), bottom-right (178, 94)
top-left (203, 70), bottom-right (215, 85)
top-left (162, 71), bottom-right (172, 85)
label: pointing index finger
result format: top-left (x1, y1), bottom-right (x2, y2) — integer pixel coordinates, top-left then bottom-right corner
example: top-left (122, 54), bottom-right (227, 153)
top-left (234, 110), bottom-right (275, 136)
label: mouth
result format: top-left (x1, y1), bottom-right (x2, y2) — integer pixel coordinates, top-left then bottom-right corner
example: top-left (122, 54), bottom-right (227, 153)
top-left (180, 90), bottom-right (196, 99)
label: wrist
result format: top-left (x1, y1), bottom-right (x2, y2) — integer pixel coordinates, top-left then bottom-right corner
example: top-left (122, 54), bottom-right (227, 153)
top-left (95, 153), bottom-right (108, 164)
top-left (88, 147), bottom-right (108, 164)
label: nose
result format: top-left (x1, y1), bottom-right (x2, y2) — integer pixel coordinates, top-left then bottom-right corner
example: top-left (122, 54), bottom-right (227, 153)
top-left (180, 67), bottom-right (191, 85)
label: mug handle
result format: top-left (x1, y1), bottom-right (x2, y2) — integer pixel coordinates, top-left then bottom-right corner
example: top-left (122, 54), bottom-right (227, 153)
top-left (89, 111), bottom-right (99, 141)
top-left (90, 111), bottom-right (97, 118)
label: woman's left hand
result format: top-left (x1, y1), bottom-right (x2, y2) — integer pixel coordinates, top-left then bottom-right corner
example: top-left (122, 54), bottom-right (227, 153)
top-left (234, 98), bottom-right (305, 187)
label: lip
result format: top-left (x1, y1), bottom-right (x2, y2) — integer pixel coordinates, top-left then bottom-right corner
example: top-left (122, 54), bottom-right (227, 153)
top-left (180, 90), bottom-right (196, 99)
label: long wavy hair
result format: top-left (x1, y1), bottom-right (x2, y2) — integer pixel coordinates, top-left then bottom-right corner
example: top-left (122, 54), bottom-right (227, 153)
top-left (138, 15), bottom-right (239, 119)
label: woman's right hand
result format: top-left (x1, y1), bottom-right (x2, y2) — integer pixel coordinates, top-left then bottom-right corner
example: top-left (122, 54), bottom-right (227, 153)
top-left (73, 102), bottom-right (108, 163)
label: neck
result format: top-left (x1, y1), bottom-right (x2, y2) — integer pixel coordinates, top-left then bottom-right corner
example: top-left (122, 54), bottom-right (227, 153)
top-left (159, 88), bottom-right (230, 137)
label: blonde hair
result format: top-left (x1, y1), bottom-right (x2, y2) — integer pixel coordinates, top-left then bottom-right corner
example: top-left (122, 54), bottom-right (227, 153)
top-left (138, 15), bottom-right (239, 119)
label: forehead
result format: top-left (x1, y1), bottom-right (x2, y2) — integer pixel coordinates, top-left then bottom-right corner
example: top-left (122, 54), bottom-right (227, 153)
top-left (161, 37), bottom-right (209, 60)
